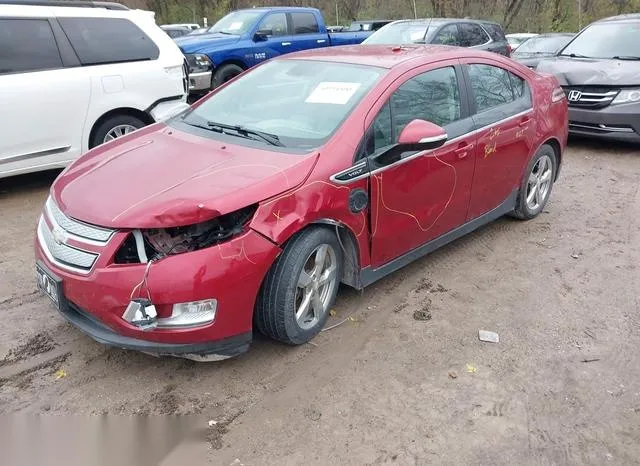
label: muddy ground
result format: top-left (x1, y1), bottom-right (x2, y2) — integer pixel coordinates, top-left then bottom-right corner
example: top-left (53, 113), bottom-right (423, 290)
top-left (1, 139), bottom-right (639, 465)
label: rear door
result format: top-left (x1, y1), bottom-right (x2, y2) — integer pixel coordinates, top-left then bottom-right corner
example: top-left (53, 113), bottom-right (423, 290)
top-left (0, 17), bottom-right (90, 175)
top-left (462, 61), bottom-right (536, 220)
top-left (287, 11), bottom-right (327, 52)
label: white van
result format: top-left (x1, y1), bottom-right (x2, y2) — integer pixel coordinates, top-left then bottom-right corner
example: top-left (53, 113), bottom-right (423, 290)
top-left (0, 1), bottom-right (190, 178)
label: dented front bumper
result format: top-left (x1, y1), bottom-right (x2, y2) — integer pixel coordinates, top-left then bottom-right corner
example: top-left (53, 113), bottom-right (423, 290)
top-left (35, 226), bottom-right (280, 359)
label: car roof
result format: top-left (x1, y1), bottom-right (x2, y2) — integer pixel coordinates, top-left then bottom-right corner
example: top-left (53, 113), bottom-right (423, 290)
top-left (533, 32), bottom-right (574, 37)
top-left (597, 13), bottom-right (640, 23)
top-left (389, 17), bottom-right (501, 26)
top-left (282, 44), bottom-right (494, 69)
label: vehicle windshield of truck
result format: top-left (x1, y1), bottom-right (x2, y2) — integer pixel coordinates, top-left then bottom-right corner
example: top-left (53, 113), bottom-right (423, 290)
top-left (209, 10), bottom-right (263, 35)
top-left (363, 21), bottom-right (437, 45)
top-left (181, 60), bottom-right (384, 151)
top-left (515, 35), bottom-right (573, 55)
top-left (559, 21), bottom-right (640, 59)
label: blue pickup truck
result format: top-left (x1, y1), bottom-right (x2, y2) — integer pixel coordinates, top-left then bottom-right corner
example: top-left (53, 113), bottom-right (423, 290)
top-left (177, 7), bottom-right (375, 95)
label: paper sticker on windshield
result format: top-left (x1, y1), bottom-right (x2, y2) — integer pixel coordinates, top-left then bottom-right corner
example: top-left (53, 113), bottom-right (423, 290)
top-left (228, 22), bottom-right (243, 30)
top-left (305, 82), bottom-right (361, 105)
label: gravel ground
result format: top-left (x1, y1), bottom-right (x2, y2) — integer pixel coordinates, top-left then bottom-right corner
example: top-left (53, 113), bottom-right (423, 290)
top-left (1, 138), bottom-right (639, 465)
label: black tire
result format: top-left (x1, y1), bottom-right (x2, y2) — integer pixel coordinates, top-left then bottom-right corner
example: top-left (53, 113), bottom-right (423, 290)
top-left (212, 64), bottom-right (244, 88)
top-left (512, 144), bottom-right (557, 220)
top-left (255, 227), bottom-right (343, 345)
top-left (90, 114), bottom-right (146, 149)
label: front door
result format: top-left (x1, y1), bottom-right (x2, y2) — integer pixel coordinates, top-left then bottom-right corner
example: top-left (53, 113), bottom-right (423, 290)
top-left (461, 61), bottom-right (536, 219)
top-left (365, 64), bottom-right (477, 267)
top-left (249, 12), bottom-right (291, 65)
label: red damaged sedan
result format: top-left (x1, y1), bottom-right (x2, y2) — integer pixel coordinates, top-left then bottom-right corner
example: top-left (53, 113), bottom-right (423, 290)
top-left (35, 45), bottom-right (568, 361)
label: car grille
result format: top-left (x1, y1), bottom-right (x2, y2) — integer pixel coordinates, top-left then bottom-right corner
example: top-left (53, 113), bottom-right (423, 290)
top-left (563, 86), bottom-right (619, 109)
top-left (37, 197), bottom-right (115, 274)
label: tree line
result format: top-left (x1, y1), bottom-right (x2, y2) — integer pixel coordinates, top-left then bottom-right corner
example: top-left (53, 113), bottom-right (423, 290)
top-left (125, 0), bottom-right (640, 33)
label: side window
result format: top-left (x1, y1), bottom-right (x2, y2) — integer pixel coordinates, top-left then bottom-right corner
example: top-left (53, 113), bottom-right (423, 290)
top-left (291, 13), bottom-right (320, 34)
top-left (510, 72), bottom-right (528, 99)
top-left (483, 23), bottom-right (505, 42)
top-left (0, 19), bottom-right (62, 74)
top-left (433, 24), bottom-right (460, 46)
top-left (459, 23), bottom-right (490, 47)
top-left (58, 18), bottom-right (159, 66)
top-left (257, 13), bottom-right (288, 36)
top-left (391, 67), bottom-right (461, 137)
top-left (363, 67), bottom-right (461, 157)
top-left (468, 64), bottom-right (531, 112)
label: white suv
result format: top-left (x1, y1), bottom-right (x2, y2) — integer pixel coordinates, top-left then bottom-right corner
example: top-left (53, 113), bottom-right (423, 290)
top-left (0, 1), bottom-right (190, 178)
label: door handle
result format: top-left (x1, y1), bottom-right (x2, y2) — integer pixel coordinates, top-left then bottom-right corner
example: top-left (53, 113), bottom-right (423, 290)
top-left (281, 42), bottom-right (291, 46)
top-left (519, 117), bottom-right (531, 127)
top-left (455, 143), bottom-right (473, 159)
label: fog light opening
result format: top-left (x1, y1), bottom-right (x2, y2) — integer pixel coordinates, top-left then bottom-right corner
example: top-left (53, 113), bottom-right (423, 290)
top-left (157, 299), bottom-right (217, 328)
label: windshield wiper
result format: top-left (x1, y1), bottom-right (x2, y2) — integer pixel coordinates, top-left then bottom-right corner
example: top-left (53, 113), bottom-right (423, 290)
top-left (559, 53), bottom-right (591, 58)
top-left (612, 55), bottom-right (640, 60)
top-left (207, 121), bottom-right (284, 147)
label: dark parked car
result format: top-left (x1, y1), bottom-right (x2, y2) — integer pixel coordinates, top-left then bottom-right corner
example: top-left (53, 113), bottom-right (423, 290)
top-left (363, 18), bottom-right (511, 56)
top-left (161, 25), bottom-right (191, 39)
top-left (346, 20), bottom-right (392, 32)
top-left (512, 33), bottom-right (574, 68)
top-left (537, 14), bottom-right (640, 142)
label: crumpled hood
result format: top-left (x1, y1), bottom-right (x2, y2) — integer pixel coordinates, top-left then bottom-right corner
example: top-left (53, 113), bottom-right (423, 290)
top-left (536, 56), bottom-right (640, 86)
top-left (52, 124), bottom-right (318, 229)
top-left (176, 33), bottom-right (241, 54)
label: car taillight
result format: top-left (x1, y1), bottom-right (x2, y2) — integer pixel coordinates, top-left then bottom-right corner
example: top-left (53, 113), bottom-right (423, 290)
top-left (552, 86), bottom-right (566, 102)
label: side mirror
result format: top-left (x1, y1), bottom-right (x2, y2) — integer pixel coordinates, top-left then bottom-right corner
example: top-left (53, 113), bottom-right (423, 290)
top-left (398, 119), bottom-right (448, 150)
top-left (254, 29), bottom-right (272, 41)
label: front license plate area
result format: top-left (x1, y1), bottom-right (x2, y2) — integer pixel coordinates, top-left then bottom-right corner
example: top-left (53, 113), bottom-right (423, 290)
top-left (36, 263), bottom-right (62, 310)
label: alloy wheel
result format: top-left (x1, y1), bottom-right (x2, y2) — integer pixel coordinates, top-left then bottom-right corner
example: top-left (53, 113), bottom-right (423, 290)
top-left (526, 154), bottom-right (553, 211)
top-left (103, 124), bottom-right (138, 143)
top-left (294, 244), bottom-right (338, 330)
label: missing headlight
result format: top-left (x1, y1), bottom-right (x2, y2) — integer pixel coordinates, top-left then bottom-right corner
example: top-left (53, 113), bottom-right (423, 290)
top-left (114, 205), bottom-right (258, 264)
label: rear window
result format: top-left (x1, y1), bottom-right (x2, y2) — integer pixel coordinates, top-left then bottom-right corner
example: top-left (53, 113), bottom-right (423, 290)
top-left (0, 19), bottom-right (62, 74)
top-left (58, 17), bottom-right (159, 66)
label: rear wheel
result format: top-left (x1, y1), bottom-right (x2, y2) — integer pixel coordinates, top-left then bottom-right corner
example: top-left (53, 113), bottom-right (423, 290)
top-left (90, 114), bottom-right (146, 148)
top-left (212, 64), bottom-right (244, 88)
top-left (513, 144), bottom-right (557, 219)
top-left (255, 227), bottom-right (343, 345)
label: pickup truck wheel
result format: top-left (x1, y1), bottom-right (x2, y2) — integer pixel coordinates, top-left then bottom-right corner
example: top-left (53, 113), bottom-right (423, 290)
top-left (255, 227), bottom-right (343, 345)
top-left (90, 115), bottom-right (146, 148)
top-left (212, 64), bottom-right (244, 88)
top-left (512, 144), bottom-right (557, 220)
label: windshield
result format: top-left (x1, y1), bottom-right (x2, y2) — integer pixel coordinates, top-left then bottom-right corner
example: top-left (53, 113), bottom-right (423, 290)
top-left (363, 21), bottom-right (435, 45)
top-left (181, 60), bottom-right (384, 150)
top-left (515, 35), bottom-right (573, 54)
top-left (561, 22), bottom-right (640, 58)
top-left (209, 10), bottom-right (263, 35)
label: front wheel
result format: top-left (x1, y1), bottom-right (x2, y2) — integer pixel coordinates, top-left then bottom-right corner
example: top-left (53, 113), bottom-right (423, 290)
top-left (255, 227), bottom-right (343, 345)
top-left (212, 64), bottom-right (244, 88)
top-left (513, 144), bottom-right (557, 220)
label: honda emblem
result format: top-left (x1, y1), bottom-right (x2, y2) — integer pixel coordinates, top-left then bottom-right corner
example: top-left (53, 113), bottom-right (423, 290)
top-left (568, 90), bottom-right (582, 102)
